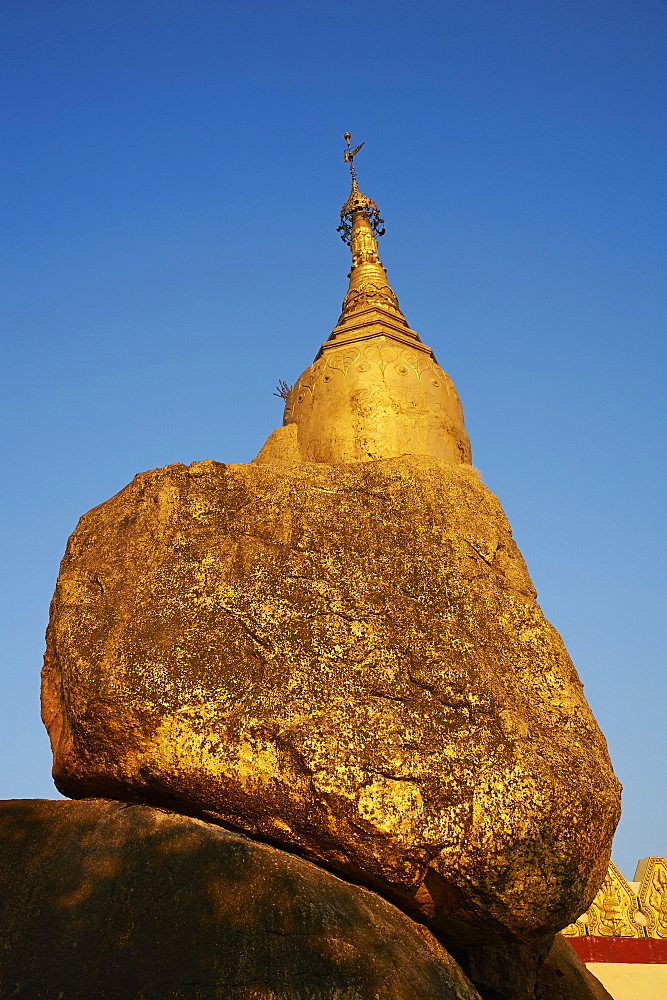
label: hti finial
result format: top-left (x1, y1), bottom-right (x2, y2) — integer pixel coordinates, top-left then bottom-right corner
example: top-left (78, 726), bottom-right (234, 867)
top-left (338, 133), bottom-right (385, 246)
top-left (343, 132), bottom-right (365, 189)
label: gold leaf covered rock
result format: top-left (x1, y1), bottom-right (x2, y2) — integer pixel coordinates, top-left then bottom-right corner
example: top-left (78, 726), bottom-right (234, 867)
top-left (42, 454), bottom-right (620, 945)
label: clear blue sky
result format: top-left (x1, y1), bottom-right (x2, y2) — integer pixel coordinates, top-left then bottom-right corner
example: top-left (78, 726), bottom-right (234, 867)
top-left (2, 0), bottom-right (665, 883)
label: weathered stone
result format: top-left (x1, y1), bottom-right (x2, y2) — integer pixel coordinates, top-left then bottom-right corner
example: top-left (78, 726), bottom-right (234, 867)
top-left (536, 934), bottom-right (614, 1000)
top-left (447, 934), bottom-right (613, 1000)
top-left (0, 798), bottom-right (483, 1000)
top-left (42, 455), bottom-right (620, 948)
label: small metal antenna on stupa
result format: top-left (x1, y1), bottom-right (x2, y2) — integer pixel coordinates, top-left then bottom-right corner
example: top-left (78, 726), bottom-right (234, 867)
top-left (338, 133), bottom-right (385, 245)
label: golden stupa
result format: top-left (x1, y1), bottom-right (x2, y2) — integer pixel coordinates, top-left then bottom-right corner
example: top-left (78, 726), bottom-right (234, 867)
top-left (35, 133), bottom-right (624, 1000)
top-left (256, 134), bottom-right (472, 466)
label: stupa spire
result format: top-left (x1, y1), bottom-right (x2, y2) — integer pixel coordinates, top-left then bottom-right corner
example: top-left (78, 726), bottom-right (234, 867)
top-left (334, 133), bottom-right (408, 328)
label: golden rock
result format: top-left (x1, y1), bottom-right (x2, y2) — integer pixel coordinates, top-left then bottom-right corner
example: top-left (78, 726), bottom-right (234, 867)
top-left (42, 455), bottom-right (620, 945)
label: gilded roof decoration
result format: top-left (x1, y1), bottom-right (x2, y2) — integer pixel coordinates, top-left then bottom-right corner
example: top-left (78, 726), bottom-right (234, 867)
top-left (637, 856), bottom-right (667, 938)
top-left (562, 857), bottom-right (667, 939)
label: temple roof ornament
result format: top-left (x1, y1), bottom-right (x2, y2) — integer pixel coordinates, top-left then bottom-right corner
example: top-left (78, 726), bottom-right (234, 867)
top-left (562, 857), bottom-right (667, 939)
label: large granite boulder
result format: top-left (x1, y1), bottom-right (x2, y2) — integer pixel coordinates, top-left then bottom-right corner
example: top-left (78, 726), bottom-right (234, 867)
top-left (0, 798), bottom-right (482, 1000)
top-left (42, 456), bottom-right (620, 947)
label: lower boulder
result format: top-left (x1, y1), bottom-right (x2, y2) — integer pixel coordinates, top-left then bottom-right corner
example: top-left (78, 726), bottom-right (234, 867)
top-left (0, 800), bottom-right (614, 1000)
top-left (0, 798), bottom-right (481, 1000)
top-left (448, 934), bottom-right (613, 1000)
top-left (537, 933), bottom-right (614, 1000)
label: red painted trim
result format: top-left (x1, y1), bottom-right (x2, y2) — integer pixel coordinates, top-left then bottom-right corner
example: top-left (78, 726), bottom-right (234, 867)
top-left (569, 936), bottom-right (667, 964)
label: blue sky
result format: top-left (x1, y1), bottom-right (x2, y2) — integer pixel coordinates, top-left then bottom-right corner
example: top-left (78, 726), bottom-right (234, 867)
top-left (2, 0), bottom-right (665, 882)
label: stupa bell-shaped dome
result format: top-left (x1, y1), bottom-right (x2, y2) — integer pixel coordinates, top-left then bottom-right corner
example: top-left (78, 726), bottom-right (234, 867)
top-left (256, 136), bottom-right (471, 466)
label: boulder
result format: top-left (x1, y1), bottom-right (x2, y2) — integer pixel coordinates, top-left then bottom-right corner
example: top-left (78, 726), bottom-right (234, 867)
top-left (537, 933), bottom-right (614, 1000)
top-left (0, 798), bottom-right (482, 1000)
top-left (42, 456), bottom-right (620, 946)
top-left (447, 933), bottom-right (613, 1000)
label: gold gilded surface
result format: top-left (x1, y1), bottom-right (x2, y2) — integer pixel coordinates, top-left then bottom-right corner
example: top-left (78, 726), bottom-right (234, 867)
top-left (561, 858), bottom-right (667, 939)
top-left (40, 138), bottom-right (622, 996)
top-left (270, 338), bottom-right (471, 466)
top-left (637, 857), bottom-right (667, 938)
top-left (337, 192), bottom-right (405, 325)
top-left (585, 862), bottom-right (643, 937)
top-left (42, 455), bottom-right (620, 944)
top-left (256, 136), bottom-right (472, 465)
top-left (561, 916), bottom-right (589, 937)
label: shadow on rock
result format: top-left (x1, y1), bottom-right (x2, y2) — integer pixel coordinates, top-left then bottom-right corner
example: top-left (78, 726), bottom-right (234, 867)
top-left (0, 799), bottom-right (482, 1000)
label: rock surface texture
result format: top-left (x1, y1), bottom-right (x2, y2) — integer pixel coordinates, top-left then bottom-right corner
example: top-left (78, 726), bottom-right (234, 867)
top-left (43, 455), bottom-right (620, 952)
top-left (0, 798), bottom-right (483, 1000)
top-left (536, 934), bottom-right (614, 1000)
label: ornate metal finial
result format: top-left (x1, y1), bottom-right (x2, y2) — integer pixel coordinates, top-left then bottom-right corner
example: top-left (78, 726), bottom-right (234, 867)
top-left (343, 132), bottom-right (365, 189)
top-left (337, 132), bottom-right (385, 246)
